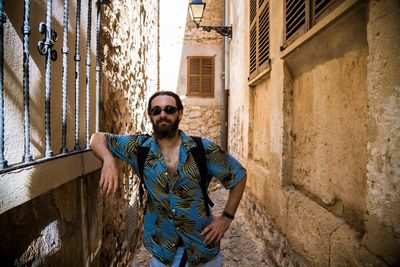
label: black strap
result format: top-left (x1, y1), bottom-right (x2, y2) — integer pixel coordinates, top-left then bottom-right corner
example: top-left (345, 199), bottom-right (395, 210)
top-left (179, 248), bottom-right (188, 267)
top-left (190, 136), bottom-right (214, 217)
top-left (137, 136), bottom-right (150, 206)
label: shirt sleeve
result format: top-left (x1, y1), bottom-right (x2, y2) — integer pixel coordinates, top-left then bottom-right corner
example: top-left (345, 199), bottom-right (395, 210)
top-left (104, 133), bottom-right (141, 173)
top-left (202, 138), bottom-right (247, 190)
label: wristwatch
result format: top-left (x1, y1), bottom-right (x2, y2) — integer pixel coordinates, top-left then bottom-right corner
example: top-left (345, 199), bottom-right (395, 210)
top-left (222, 211), bottom-right (234, 220)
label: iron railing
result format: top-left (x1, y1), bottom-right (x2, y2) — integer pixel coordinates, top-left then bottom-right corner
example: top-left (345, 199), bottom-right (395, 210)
top-left (0, 0), bottom-right (108, 173)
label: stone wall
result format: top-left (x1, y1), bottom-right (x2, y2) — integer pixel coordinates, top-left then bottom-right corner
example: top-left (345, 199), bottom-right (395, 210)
top-left (0, 171), bottom-right (102, 266)
top-left (180, 105), bottom-right (221, 145)
top-left (228, 0), bottom-right (399, 266)
top-left (99, 0), bottom-right (159, 265)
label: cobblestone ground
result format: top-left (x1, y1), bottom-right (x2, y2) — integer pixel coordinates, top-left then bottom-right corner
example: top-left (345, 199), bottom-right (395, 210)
top-left (131, 185), bottom-right (269, 266)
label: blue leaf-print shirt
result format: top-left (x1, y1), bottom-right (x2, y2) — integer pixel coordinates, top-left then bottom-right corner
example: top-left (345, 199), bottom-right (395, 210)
top-left (105, 130), bottom-right (246, 266)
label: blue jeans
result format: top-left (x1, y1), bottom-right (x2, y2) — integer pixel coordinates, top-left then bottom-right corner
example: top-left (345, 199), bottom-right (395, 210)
top-left (149, 247), bottom-right (223, 267)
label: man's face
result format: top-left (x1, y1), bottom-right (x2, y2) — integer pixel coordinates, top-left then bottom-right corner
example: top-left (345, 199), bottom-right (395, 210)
top-left (149, 95), bottom-right (183, 139)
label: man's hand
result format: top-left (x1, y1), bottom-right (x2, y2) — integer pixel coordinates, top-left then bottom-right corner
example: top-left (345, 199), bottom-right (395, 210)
top-left (99, 157), bottom-right (119, 195)
top-left (201, 216), bottom-right (232, 244)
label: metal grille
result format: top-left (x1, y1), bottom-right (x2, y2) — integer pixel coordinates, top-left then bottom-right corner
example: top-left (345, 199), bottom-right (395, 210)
top-left (0, 0), bottom-right (106, 172)
top-left (285, 0), bottom-right (306, 41)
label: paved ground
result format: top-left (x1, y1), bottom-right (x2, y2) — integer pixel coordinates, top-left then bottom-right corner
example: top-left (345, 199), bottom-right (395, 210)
top-left (131, 185), bottom-right (268, 266)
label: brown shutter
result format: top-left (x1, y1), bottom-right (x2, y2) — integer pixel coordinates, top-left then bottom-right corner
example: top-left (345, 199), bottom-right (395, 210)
top-left (187, 57), bottom-right (214, 97)
top-left (201, 58), bottom-right (214, 95)
top-left (283, 0), bottom-right (343, 48)
top-left (285, 0), bottom-right (306, 42)
top-left (258, 1), bottom-right (269, 70)
top-left (189, 58), bottom-right (200, 94)
top-left (249, 0), bottom-right (270, 80)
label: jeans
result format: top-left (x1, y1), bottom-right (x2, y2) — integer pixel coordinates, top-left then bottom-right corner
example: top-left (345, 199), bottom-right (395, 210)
top-left (149, 247), bottom-right (223, 267)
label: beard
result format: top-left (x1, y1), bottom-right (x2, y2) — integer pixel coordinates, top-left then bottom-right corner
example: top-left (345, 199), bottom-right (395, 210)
top-left (151, 116), bottom-right (180, 139)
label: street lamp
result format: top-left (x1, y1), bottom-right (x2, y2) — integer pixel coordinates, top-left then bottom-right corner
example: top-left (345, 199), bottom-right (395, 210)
top-left (189, 0), bottom-right (232, 38)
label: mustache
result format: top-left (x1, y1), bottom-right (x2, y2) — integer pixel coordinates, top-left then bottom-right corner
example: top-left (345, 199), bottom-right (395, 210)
top-left (157, 118), bottom-right (172, 124)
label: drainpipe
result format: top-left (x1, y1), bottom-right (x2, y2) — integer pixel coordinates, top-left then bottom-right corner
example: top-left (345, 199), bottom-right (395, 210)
top-left (221, 0), bottom-right (229, 151)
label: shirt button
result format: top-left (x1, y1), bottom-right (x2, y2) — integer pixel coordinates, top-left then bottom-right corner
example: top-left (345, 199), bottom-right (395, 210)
top-left (164, 172), bottom-right (168, 176)
top-left (172, 209), bottom-right (176, 214)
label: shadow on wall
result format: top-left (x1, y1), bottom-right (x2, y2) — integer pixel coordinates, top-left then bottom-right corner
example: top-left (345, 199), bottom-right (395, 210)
top-left (4, 0), bottom-right (98, 165)
top-left (0, 179), bottom-right (80, 266)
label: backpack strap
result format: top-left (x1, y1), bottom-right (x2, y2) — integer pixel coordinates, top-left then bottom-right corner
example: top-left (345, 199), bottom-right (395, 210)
top-left (190, 136), bottom-right (214, 217)
top-left (137, 135), bottom-right (151, 206)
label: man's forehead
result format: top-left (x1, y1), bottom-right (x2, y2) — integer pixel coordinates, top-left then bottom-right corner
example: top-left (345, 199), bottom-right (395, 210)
top-left (151, 95), bottom-right (177, 106)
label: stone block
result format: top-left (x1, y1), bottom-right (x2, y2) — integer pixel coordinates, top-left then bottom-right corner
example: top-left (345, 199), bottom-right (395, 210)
top-left (330, 223), bottom-right (387, 267)
top-left (287, 191), bottom-right (343, 266)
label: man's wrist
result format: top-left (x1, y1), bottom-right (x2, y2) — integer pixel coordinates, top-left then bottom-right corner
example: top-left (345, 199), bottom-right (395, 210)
top-left (222, 211), bottom-right (234, 220)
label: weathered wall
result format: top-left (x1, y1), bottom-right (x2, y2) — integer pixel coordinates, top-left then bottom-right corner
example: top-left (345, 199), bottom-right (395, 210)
top-left (0, 170), bottom-right (102, 266)
top-left (228, 0), bottom-right (398, 266)
top-left (290, 7), bottom-right (368, 232)
top-left (363, 0), bottom-right (400, 264)
top-left (180, 105), bottom-right (221, 144)
top-left (99, 0), bottom-right (159, 265)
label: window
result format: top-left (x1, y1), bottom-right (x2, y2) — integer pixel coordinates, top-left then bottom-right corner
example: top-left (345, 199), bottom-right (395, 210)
top-left (249, 0), bottom-right (270, 81)
top-left (283, 0), bottom-right (344, 48)
top-left (187, 57), bottom-right (214, 98)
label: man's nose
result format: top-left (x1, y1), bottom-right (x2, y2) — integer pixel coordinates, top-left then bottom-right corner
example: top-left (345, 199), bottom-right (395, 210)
top-left (159, 110), bottom-right (168, 117)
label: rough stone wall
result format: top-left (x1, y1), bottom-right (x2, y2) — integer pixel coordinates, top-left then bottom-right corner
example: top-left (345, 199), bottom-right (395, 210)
top-left (363, 0), bottom-right (400, 264)
top-left (180, 106), bottom-right (221, 145)
top-left (0, 171), bottom-right (102, 266)
top-left (99, 0), bottom-right (158, 265)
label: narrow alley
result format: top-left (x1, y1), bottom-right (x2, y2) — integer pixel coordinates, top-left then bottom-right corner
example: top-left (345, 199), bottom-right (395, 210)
top-left (0, 0), bottom-right (399, 266)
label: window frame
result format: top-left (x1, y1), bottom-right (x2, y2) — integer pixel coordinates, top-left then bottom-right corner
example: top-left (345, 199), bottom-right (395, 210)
top-left (249, 0), bottom-right (270, 81)
top-left (186, 56), bottom-right (215, 98)
top-left (283, 0), bottom-right (344, 48)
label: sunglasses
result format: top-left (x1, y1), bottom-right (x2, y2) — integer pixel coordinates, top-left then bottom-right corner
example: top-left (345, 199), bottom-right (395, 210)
top-left (149, 105), bottom-right (178, 116)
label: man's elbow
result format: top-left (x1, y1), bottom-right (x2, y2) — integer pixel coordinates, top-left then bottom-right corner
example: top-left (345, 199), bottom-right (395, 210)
top-left (89, 132), bottom-right (103, 149)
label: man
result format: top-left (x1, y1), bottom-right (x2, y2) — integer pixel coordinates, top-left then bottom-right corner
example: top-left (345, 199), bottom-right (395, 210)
top-left (90, 91), bottom-right (247, 267)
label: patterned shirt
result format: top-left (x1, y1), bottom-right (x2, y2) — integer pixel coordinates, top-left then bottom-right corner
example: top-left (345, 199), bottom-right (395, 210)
top-left (106, 131), bottom-right (246, 266)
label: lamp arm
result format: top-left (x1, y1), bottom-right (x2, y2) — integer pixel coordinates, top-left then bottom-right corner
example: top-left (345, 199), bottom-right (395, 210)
top-left (200, 25), bottom-right (232, 38)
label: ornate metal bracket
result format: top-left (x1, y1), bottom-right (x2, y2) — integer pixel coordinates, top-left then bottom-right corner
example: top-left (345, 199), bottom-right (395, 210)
top-left (200, 25), bottom-right (232, 38)
top-left (37, 22), bottom-right (58, 61)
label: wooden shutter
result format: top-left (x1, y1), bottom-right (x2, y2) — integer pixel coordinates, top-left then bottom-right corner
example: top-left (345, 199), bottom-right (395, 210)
top-left (313, 0), bottom-right (343, 24)
top-left (283, 0), bottom-right (343, 48)
top-left (285, 0), bottom-right (306, 43)
top-left (249, 0), bottom-right (270, 80)
top-left (258, 1), bottom-right (270, 70)
top-left (187, 57), bottom-right (214, 97)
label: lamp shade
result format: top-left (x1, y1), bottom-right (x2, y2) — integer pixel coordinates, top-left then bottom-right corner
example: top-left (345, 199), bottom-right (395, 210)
top-left (189, 0), bottom-right (206, 26)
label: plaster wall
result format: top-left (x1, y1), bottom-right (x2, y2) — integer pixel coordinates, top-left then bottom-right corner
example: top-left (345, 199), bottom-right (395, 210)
top-left (363, 0), bottom-right (400, 264)
top-left (228, 0), bottom-right (397, 265)
top-left (290, 8), bottom-right (368, 230)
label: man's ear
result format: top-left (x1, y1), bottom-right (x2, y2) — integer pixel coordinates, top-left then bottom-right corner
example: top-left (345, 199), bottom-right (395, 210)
top-left (178, 110), bottom-right (183, 121)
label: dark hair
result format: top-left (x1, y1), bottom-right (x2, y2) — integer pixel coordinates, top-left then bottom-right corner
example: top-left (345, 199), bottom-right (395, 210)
top-left (147, 91), bottom-right (184, 114)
